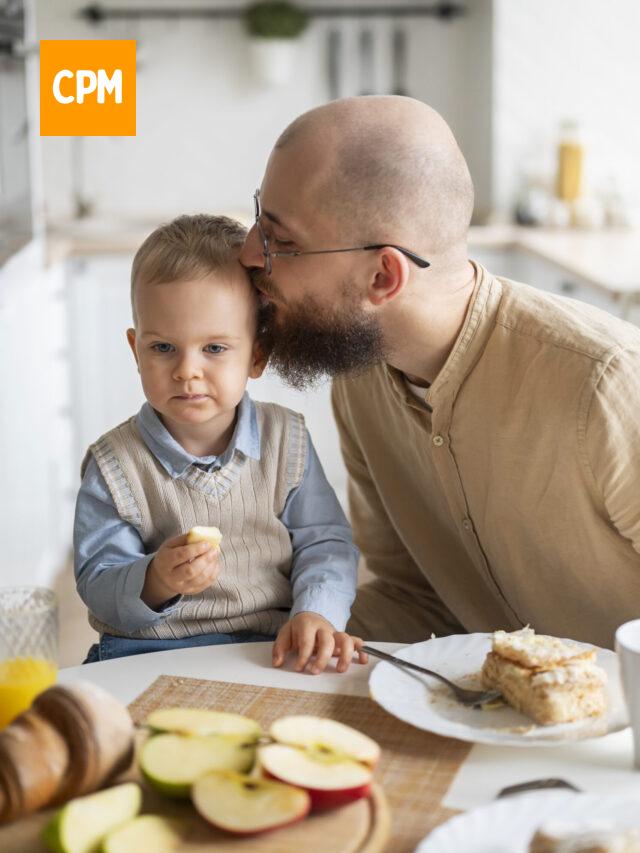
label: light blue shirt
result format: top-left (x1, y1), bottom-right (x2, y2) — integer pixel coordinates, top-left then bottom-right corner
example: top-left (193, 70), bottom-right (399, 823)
top-left (73, 394), bottom-right (358, 635)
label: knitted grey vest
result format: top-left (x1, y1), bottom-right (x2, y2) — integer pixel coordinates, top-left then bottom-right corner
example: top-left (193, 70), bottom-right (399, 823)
top-left (81, 402), bottom-right (307, 639)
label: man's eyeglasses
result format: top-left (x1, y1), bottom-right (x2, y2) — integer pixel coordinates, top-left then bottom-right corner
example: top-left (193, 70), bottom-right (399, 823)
top-left (253, 189), bottom-right (430, 275)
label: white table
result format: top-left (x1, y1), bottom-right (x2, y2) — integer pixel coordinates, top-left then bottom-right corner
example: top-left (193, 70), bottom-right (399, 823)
top-left (58, 641), bottom-right (403, 706)
top-left (59, 641), bottom-right (640, 816)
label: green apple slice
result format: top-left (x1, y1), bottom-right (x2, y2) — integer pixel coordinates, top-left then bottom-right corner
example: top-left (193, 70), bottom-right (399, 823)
top-left (146, 707), bottom-right (261, 740)
top-left (101, 815), bottom-right (185, 853)
top-left (140, 733), bottom-right (257, 798)
top-left (192, 770), bottom-right (310, 835)
top-left (41, 782), bottom-right (141, 853)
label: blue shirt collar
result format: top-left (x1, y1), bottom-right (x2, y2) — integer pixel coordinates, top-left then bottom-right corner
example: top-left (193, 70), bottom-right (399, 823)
top-left (135, 391), bottom-right (260, 478)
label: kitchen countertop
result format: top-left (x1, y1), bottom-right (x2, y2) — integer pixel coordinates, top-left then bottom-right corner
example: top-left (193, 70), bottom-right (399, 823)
top-left (45, 219), bottom-right (640, 299)
top-left (468, 224), bottom-right (640, 297)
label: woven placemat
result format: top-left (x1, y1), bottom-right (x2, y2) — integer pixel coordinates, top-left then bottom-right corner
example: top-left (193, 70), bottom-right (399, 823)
top-left (129, 676), bottom-right (469, 852)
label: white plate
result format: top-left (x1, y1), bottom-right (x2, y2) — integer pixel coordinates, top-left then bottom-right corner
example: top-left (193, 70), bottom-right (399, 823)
top-left (416, 790), bottom-right (640, 852)
top-left (368, 633), bottom-right (628, 746)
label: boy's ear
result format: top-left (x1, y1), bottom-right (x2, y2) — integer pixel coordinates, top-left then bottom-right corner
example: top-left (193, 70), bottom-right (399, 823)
top-left (126, 329), bottom-right (139, 368)
top-left (249, 340), bottom-right (268, 379)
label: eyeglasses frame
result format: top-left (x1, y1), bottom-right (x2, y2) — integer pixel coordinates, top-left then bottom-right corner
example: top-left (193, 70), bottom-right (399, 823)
top-left (253, 189), bottom-right (430, 275)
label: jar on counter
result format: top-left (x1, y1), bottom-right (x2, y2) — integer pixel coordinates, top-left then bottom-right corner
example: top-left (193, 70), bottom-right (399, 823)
top-left (555, 120), bottom-right (584, 203)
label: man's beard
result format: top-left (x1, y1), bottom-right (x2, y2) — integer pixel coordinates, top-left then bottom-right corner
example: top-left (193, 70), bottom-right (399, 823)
top-left (254, 273), bottom-right (387, 391)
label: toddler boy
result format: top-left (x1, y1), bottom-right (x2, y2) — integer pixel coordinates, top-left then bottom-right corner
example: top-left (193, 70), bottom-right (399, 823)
top-left (74, 214), bottom-right (364, 673)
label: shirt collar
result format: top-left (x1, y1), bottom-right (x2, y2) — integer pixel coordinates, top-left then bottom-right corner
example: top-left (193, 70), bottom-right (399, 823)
top-left (385, 262), bottom-right (502, 411)
top-left (135, 391), bottom-right (260, 478)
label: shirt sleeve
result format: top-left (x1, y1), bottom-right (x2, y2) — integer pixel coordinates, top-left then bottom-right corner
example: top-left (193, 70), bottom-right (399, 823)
top-left (583, 348), bottom-right (640, 554)
top-left (281, 431), bottom-right (359, 632)
top-left (73, 454), bottom-right (181, 633)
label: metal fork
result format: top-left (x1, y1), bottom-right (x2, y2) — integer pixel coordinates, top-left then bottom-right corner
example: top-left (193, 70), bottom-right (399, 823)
top-left (362, 645), bottom-right (503, 709)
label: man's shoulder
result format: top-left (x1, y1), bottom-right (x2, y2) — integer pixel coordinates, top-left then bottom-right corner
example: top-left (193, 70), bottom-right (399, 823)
top-left (496, 275), bottom-right (640, 364)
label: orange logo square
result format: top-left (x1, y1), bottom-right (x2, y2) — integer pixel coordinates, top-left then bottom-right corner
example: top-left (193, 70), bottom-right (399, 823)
top-left (40, 40), bottom-right (136, 136)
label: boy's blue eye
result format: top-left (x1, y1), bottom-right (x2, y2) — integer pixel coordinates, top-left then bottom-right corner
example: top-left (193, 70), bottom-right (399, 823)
top-left (151, 342), bottom-right (174, 353)
top-left (204, 344), bottom-right (226, 354)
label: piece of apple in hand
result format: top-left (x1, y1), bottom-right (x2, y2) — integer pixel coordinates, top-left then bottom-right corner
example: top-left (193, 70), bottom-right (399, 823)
top-left (41, 782), bottom-right (141, 853)
top-left (192, 769), bottom-right (310, 835)
top-left (258, 716), bottom-right (380, 810)
top-left (140, 733), bottom-right (257, 798)
top-left (186, 526), bottom-right (222, 550)
top-left (146, 707), bottom-right (261, 740)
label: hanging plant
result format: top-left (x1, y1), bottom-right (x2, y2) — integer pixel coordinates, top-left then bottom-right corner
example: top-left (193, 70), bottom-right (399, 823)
top-left (244, 1), bottom-right (309, 39)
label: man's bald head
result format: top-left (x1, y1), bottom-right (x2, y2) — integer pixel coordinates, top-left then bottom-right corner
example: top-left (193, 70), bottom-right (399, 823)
top-left (274, 96), bottom-right (474, 258)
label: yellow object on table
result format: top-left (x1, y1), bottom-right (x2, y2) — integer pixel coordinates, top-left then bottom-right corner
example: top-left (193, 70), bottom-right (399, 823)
top-left (0, 657), bottom-right (57, 729)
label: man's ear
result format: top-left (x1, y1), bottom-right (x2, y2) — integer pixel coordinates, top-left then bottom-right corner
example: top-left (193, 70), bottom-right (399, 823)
top-left (126, 328), bottom-right (139, 369)
top-left (249, 339), bottom-right (269, 379)
top-left (367, 248), bottom-right (410, 307)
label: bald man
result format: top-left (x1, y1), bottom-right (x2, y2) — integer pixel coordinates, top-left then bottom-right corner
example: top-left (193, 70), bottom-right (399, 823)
top-left (240, 96), bottom-right (640, 650)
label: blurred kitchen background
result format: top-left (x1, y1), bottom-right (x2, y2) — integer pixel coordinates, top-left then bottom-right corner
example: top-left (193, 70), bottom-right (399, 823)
top-left (1, 0), bottom-right (640, 664)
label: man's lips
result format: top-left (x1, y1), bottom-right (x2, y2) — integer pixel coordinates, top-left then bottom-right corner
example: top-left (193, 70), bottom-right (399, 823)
top-left (174, 394), bottom-right (208, 401)
top-left (250, 272), bottom-right (277, 304)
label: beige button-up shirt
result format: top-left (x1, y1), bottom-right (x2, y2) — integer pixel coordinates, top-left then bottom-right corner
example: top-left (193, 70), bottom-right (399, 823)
top-left (332, 264), bottom-right (640, 648)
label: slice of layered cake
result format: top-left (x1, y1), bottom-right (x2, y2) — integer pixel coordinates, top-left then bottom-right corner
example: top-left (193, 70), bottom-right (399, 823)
top-left (481, 627), bottom-right (607, 725)
top-left (529, 819), bottom-right (640, 852)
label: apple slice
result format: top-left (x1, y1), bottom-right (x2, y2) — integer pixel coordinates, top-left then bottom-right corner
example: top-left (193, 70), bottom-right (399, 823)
top-left (146, 707), bottom-right (261, 740)
top-left (259, 716), bottom-right (380, 810)
top-left (192, 770), bottom-right (310, 835)
top-left (140, 733), bottom-right (256, 798)
top-left (259, 743), bottom-right (372, 810)
top-left (270, 716), bottom-right (380, 766)
top-left (186, 526), bottom-right (222, 550)
top-left (41, 782), bottom-right (141, 853)
top-left (102, 815), bottom-right (185, 853)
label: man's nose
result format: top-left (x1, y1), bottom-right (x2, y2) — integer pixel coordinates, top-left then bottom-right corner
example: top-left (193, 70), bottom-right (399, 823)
top-left (240, 224), bottom-right (266, 270)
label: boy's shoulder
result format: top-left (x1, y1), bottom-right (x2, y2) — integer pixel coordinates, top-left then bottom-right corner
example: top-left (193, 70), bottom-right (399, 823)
top-left (252, 398), bottom-right (306, 424)
top-left (80, 414), bottom-right (140, 479)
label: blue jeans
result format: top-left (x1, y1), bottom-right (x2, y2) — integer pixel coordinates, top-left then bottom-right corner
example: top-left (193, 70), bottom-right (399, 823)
top-left (83, 631), bottom-right (276, 664)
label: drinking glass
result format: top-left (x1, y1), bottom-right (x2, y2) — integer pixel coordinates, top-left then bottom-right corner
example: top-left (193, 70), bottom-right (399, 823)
top-left (616, 618), bottom-right (640, 769)
top-left (0, 586), bottom-right (58, 728)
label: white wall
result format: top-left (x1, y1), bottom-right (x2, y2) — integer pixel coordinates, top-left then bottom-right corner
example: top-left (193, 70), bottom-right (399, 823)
top-left (35, 0), bottom-right (494, 223)
top-left (492, 0), bottom-right (640, 220)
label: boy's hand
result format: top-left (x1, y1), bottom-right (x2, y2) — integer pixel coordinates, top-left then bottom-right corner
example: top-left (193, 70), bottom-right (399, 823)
top-left (142, 533), bottom-right (221, 608)
top-left (272, 612), bottom-right (368, 675)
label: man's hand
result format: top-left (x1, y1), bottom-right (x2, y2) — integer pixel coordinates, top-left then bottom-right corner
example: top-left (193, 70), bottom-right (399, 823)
top-left (272, 612), bottom-right (368, 675)
top-left (142, 532), bottom-right (221, 608)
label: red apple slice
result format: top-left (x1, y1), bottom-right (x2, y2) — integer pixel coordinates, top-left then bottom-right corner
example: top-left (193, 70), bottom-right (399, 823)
top-left (269, 716), bottom-right (380, 766)
top-left (259, 742), bottom-right (372, 810)
top-left (192, 770), bottom-right (310, 835)
top-left (259, 716), bottom-right (380, 810)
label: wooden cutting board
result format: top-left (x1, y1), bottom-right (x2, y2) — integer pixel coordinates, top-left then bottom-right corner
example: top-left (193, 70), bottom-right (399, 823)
top-left (0, 675), bottom-right (470, 852)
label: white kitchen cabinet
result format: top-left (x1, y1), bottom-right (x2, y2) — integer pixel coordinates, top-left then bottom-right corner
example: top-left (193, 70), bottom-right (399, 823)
top-left (65, 255), bottom-right (145, 472)
top-left (0, 242), bottom-right (74, 587)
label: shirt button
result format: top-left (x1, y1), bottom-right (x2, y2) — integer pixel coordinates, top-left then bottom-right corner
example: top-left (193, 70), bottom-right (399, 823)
top-left (432, 434), bottom-right (444, 446)
top-left (462, 518), bottom-right (473, 531)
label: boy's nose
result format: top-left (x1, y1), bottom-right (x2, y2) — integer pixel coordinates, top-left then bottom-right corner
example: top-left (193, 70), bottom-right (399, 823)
top-left (173, 355), bottom-right (204, 381)
top-left (239, 225), bottom-right (266, 270)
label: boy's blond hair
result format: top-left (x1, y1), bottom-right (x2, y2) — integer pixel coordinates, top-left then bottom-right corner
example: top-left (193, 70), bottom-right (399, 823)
top-left (130, 214), bottom-right (247, 324)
